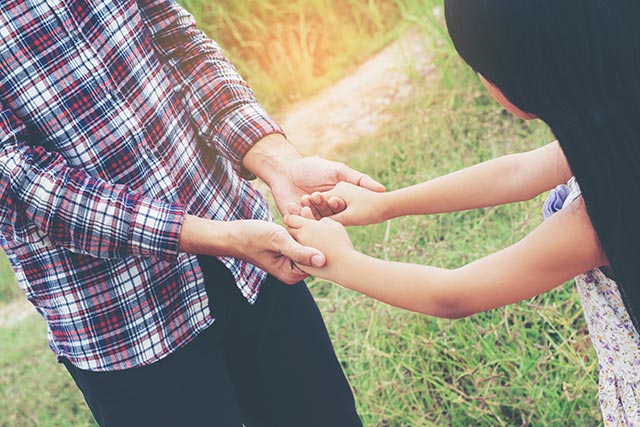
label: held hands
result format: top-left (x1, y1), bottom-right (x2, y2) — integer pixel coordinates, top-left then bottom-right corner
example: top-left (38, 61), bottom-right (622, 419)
top-left (270, 157), bottom-right (385, 218)
top-left (282, 180), bottom-right (388, 282)
top-left (242, 133), bottom-right (384, 220)
top-left (235, 134), bottom-right (385, 281)
top-left (251, 155), bottom-right (381, 283)
top-left (290, 182), bottom-right (389, 226)
top-left (178, 215), bottom-right (326, 285)
top-left (284, 207), bottom-right (355, 281)
top-left (226, 220), bottom-right (326, 284)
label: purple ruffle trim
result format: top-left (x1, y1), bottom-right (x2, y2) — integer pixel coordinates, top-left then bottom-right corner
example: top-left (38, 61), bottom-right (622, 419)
top-left (542, 184), bottom-right (570, 219)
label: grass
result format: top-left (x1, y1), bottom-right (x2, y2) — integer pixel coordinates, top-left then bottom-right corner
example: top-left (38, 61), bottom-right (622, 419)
top-left (0, 251), bottom-right (20, 305)
top-left (0, 1), bottom-right (602, 426)
top-left (178, 0), bottom-right (406, 110)
top-left (0, 315), bottom-right (97, 427)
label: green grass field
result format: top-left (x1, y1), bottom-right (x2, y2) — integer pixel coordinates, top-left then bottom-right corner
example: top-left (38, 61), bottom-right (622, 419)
top-left (0, 1), bottom-right (602, 426)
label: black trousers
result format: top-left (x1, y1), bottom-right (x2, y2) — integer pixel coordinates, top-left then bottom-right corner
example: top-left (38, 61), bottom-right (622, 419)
top-left (62, 256), bottom-right (362, 427)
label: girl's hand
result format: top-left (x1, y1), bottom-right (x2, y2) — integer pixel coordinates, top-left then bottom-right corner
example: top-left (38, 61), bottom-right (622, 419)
top-left (284, 207), bottom-right (357, 281)
top-left (295, 182), bottom-right (389, 226)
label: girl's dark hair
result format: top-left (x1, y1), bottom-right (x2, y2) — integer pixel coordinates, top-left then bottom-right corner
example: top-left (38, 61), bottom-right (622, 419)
top-left (444, 0), bottom-right (640, 330)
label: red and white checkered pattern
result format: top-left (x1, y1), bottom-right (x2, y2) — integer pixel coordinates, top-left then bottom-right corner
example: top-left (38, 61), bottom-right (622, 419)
top-left (0, 0), bottom-right (282, 371)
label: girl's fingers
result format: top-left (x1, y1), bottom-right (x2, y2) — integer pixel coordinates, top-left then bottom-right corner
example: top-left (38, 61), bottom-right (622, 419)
top-left (310, 192), bottom-right (334, 218)
top-left (327, 196), bottom-right (346, 213)
top-left (300, 206), bottom-right (316, 220)
top-left (290, 262), bottom-right (309, 277)
top-left (300, 194), bottom-right (312, 207)
top-left (335, 162), bottom-right (385, 193)
top-left (309, 191), bottom-right (347, 216)
top-left (283, 214), bottom-right (304, 229)
top-left (300, 194), bottom-right (323, 219)
top-left (284, 213), bottom-right (315, 229)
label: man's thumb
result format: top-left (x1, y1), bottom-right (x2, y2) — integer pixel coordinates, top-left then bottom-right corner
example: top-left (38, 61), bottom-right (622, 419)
top-left (282, 239), bottom-right (326, 268)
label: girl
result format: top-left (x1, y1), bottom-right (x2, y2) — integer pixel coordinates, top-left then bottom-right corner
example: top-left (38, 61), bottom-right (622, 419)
top-left (284, 1), bottom-right (640, 424)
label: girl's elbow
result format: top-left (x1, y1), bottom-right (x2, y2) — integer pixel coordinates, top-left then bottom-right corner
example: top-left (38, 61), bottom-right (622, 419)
top-left (419, 294), bottom-right (477, 319)
top-left (439, 306), bottom-right (477, 320)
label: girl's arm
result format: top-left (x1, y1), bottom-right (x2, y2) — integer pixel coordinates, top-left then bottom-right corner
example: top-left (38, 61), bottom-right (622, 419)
top-left (384, 141), bottom-right (570, 217)
top-left (285, 197), bottom-right (606, 318)
top-left (305, 141), bottom-right (572, 225)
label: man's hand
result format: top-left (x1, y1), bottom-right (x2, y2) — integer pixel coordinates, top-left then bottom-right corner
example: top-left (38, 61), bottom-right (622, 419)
top-left (225, 220), bottom-right (326, 284)
top-left (271, 156), bottom-right (384, 218)
top-left (178, 215), bottom-right (326, 284)
top-left (242, 134), bottom-right (385, 217)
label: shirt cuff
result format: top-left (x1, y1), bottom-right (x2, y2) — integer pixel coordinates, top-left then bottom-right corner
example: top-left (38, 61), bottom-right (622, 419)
top-left (129, 197), bottom-right (187, 262)
top-left (210, 102), bottom-right (285, 180)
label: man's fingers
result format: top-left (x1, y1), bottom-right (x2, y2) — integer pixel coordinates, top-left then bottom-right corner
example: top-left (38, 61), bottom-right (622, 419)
top-left (337, 164), bottom-right (385, 193)
top-left (291, 262), bottom-right (306, 275)
top-left (278, 268), bottom-right (308, 285)
top-left (286, 261), bottom-right (310, 284)
top-left (359, 174), bottom-right (385, 192)
top-left (280, 238), bottom-right (326, 268)
top-left (287, 202), bottom-right (301, 216)
top-left (281, 214), bottom-right (326, 267)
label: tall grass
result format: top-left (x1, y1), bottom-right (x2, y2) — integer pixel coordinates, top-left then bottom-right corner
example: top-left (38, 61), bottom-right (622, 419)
top-left (178, 0), bottom-right (405, 109)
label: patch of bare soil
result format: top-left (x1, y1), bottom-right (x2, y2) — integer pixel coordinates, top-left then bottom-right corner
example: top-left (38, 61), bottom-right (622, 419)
top-left (0, 298), bottom-right (35, 328)
top-left (276, 28), bottom-right (437, 157)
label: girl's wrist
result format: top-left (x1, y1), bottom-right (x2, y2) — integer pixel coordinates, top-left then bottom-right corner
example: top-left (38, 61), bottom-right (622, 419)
top-left (379, 190), bottom-right (404, 221)
top-left (332, 249), bottom-right (369, 287)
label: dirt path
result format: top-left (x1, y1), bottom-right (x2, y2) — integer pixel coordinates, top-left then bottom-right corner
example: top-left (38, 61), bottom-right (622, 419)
top-left (0, 29), bottom-right (436, 328)
top-left (0, 297), bottom-right (34, 328)
top-left (276, 28), bottom-right (436, 157)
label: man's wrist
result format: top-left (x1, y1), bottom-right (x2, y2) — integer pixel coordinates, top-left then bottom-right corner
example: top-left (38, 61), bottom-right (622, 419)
top-left (178, 215), bottom-right (236, 256)
top-left (242, 134), bottom-right (301, 186)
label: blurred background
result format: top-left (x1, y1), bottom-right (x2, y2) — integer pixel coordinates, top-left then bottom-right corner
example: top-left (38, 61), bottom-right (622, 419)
top-left (0, 1), bottom-right (601, 426)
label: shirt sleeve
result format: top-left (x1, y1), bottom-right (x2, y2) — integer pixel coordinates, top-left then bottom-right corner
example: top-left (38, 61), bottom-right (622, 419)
top-left (0, 105), bottom-right (186, 261)
top-left (136, 0), bottom-right (285, 179)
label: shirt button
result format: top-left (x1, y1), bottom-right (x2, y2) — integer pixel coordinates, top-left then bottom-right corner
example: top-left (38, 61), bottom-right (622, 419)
top-left (106, 93), bottom-right (115, 101)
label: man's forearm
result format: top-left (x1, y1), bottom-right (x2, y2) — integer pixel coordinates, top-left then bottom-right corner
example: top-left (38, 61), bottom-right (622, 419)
top-left (178, 215), bottom-right (238, 256)
top-left (137, 0), bottom-right (285, 177)
top-left (176, 215), bottom-right (254, 260)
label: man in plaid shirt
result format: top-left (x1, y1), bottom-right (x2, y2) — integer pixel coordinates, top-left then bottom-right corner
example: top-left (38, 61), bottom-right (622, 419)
top-left (0, 0), bottom-right (384, 425)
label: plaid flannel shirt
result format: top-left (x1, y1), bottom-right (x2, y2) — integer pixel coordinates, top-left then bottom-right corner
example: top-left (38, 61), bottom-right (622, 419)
top-left (0, 0), bottom-right (282, 371)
